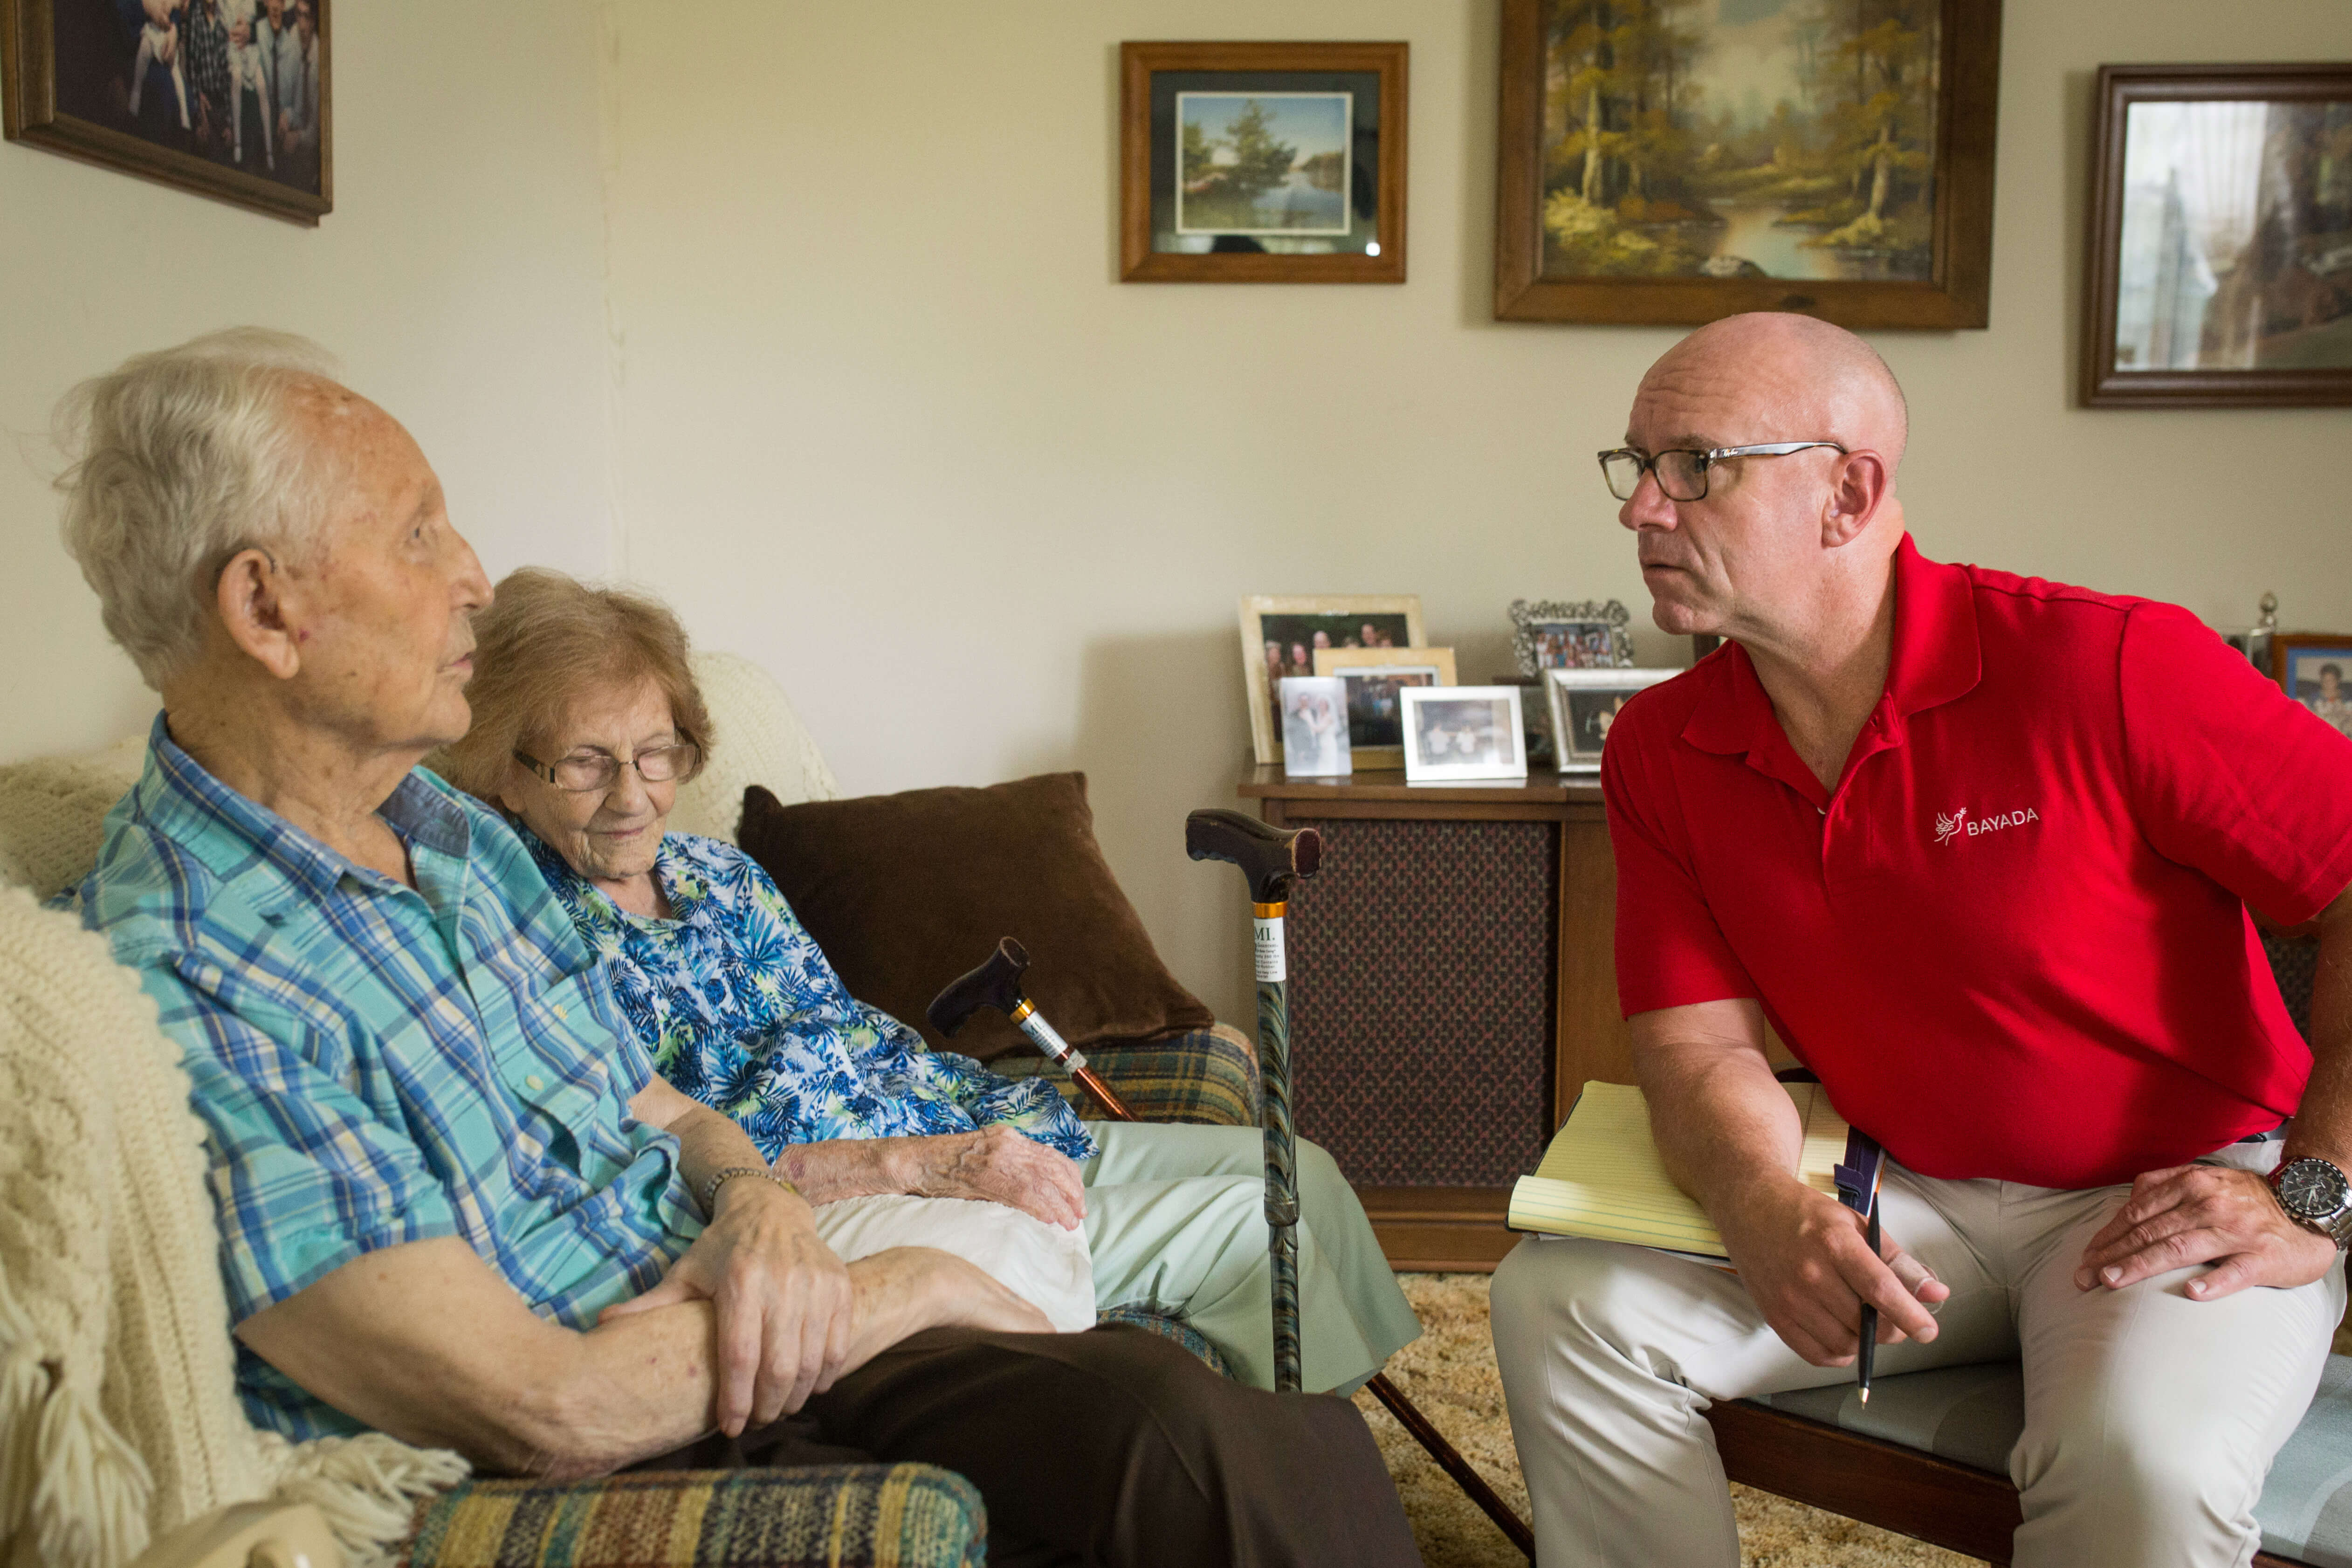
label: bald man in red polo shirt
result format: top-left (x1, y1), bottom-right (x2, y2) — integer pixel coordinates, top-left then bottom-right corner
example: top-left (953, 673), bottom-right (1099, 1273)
top-left (1489, 313), bottom-right (2352, 1568)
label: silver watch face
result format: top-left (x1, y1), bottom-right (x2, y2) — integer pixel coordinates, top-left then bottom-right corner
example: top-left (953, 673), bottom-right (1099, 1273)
top-left (2277, 1158), bottom-right (2352, 1222)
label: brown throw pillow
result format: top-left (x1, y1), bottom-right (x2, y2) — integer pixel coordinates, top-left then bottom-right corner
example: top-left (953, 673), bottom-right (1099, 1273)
top-left (736, 774), bottom-right (1217, 1062)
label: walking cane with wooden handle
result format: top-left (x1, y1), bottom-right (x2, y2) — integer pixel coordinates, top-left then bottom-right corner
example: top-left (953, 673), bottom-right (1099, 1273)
top-left (926, 936), bottom-right (1138, 1122)
top-left (1184, 807), bottom-right (1534, 1560)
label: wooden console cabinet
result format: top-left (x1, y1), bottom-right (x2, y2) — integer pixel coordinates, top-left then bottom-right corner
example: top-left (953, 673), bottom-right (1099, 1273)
top-left (1240, 765), bottom-right (1634, 1271)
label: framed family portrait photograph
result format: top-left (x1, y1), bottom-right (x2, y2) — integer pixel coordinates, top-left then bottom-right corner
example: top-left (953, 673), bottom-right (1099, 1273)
top-left (1313, 645), bottom-right (1458, 769)
top-left (1240, 594), bottom-right (1425, 764)
top-left (3, 0), bottom-right (330, 223)
top-left (2081, 64), bottom-right (2352, 408)
top-left (1492, 0), bottom-right (2000, 328)
top-left (1547, 667), bottom-right (1680, 772)
top-left (1278, 676), bottom-right (1353, 778)
top-left (1120, 39), bottom-right (1407, 283)
top-left (1510, 598), bottom-right (1633, 675)
top-left (2276, 635), bottom-right (2352, 738)
top-left (1401, 687), bottom-right (1528, 784)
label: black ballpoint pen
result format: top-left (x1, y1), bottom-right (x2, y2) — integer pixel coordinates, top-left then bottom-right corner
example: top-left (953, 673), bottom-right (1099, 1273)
top-left (1858, 1204), bottom-right (1880, 1404)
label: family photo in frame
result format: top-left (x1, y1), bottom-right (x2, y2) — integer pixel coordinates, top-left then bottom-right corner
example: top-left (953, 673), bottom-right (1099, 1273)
top-left (3, 0), bottom-right (331, 222)
top-left (1401, 687), bottom-right (1528, 784)
top-left (1238, 594), bottom-right (1424, 765)
top-left (1546, 667), bottom-right (1680, 772)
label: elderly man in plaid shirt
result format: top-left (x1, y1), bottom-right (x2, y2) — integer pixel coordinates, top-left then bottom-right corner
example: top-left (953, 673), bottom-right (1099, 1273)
top-left (61, 329), bottom-right (1420, 1568)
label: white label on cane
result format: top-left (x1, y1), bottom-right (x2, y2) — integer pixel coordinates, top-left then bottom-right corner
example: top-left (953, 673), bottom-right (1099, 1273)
top-left (1254, 916), bottom-right (1286, 983)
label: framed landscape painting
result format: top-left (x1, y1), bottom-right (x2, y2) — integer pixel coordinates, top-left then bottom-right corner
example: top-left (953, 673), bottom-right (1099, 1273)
top-left (1121, 40), bottom-right (1407, 283)
top-left (2081, 64), bottom-right (2352, 408)
top-left (1492, 0), bottom-right (2000, 328)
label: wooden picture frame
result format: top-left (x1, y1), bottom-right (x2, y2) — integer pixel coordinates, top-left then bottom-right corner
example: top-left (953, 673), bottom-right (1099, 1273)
top-left (2080, 64), bottom-right (2352, 409)
top-left (1240, 594), bottom-right (1425, 764)
top-left (1120, 40), bottom-right (1407, 283)
top-left (1492, 0), bottom-right (2000, 329)
top-left (1313, 645), bottom-right (1458, 770)
top-left (2274, 633), bottom-right (2352, 738)
top-left (2, 0), bottom-right (331, 225)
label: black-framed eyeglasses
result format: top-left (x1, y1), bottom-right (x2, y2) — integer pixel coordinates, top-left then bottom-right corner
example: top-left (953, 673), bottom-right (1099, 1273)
top-left (1597, 441), bottom-right (1848, 502)
top-left (513, 742), bottom-right (702, 793)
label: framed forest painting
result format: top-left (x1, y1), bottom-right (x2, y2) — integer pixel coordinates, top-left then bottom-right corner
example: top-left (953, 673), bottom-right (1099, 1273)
top-left (1493, 0), bottom-right (2000, 329)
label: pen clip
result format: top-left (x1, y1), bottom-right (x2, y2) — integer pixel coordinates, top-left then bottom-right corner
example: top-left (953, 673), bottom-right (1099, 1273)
top-left (1832, 1128), bottom-right (1884, 1219)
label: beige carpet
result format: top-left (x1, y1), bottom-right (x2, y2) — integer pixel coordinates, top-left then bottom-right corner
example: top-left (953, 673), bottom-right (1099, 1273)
top-left (1351, 1273), bottom-right (1988, 1568)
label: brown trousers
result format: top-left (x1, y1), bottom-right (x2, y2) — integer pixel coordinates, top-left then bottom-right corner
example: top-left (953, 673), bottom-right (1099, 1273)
top-left (640, 1322), bottom-right (1419, 1568)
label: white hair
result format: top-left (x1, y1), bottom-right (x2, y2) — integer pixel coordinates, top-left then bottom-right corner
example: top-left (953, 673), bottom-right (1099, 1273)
top-left (55, 328), bottom-right (347, 691)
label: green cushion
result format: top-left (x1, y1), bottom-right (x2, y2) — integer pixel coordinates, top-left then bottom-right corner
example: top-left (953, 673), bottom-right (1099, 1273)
top-left (1744, 1353), bottom-right (2352, 1566)
top-left (401, 1464), bottom-right (984, 1568)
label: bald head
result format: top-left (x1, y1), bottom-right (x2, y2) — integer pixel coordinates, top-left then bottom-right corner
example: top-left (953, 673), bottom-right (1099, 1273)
top-left (1640, 312), bottom-right (1908, 476)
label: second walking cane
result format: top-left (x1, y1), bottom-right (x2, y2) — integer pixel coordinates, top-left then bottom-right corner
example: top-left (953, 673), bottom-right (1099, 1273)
top-left (1184, 808), bottom-right (1535, 1559)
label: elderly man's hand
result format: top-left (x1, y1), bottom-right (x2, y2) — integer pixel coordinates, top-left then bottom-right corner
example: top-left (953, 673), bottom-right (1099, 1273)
top-left (599, 1178), bottom-right (854, 1434)
top-left (905, 1125), bottom-right (1088, 1231)
top-left (1717, 1176), bottom-right (1948, 1367)
top-left (2073, 1162), bottom-right (2337, 1299)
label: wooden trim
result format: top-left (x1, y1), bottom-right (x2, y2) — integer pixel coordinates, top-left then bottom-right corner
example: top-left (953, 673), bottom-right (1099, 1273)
top-left (1239, 763), bottom-right (1605, 806)
top-left (1357, 1185), bottom-right (1518, 1271)
top-left (2, 0), bottom-right (332, 225)
top-left (1706, 1400), bottom-right (2023, 1563)
top-left (2081, 63), bottom-right (2352, 408)
top-left (1493, 0), bottom-right (2001, 329)
top-left (1709, 1400), bottom-right (2317, 1567)
top-left (1119, 40), bottom-right (1407, 284)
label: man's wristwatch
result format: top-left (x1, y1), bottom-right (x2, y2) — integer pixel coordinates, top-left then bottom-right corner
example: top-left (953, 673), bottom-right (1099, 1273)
top-left (700, 1165), bottom-right (802, 1217)
top-left (2269, 1157), bottom-right (2352, 1251)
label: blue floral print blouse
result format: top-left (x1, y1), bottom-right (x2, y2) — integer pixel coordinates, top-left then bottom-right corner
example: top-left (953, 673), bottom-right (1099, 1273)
top-left (522, 827), bottom-right (1097, 1163)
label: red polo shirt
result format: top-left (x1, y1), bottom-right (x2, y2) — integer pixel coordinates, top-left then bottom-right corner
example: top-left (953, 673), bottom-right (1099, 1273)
top-left (1606, 538), bottom-right (2352, 1188)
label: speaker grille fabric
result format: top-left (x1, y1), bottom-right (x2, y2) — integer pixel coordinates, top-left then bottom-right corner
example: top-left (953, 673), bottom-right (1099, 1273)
top-left (1286, 818), bottom-right (1558, 1187)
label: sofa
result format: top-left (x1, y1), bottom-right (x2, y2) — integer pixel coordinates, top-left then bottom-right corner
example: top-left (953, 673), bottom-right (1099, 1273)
top-left (0, 653), bottom-right (1254, 1568)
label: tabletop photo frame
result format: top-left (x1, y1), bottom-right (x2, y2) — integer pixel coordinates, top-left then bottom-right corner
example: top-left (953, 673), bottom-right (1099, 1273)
top-left (1401, 686), bottom-right (1528, 784)
top-left (1313, 645), bottom-right (1458, 769)
top-left (1241, 594), bottom-right (1425, 764)
top-left (2276, 634), bottom-right (2352, 738)
top-left (1546, 667), bottom-right (1681, 772)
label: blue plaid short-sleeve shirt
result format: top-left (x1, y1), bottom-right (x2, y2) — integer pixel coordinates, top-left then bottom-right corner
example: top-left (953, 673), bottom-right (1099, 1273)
top-left (72, 719), bottom-right (701, 1440)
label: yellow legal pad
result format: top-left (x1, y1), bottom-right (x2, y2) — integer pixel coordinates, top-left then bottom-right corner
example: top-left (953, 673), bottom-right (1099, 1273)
top-left (1506, 1080), bottom-right (1852, 1259)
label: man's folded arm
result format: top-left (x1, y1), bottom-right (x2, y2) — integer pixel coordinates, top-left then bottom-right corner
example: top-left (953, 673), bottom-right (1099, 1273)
top-left (236, 1234), bottom-right (725, 1479)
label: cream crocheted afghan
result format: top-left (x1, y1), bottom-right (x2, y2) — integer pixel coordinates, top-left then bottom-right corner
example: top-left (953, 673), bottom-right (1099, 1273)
top-left (0, 887), bottom-right (465, 1568)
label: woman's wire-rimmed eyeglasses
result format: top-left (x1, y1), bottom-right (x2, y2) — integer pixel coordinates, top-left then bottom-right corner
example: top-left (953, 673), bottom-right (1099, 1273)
top-left (1597, 441), bottom-right (1848, 502)
top-left (513, 743), bottom-right (701, 793)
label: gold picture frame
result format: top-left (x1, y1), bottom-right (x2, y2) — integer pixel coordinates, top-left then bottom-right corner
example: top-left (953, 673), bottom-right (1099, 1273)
top-left (1313, 646), bottom-right (1457, 770)
top-left (1239, 594), bottom-right (1425, 764)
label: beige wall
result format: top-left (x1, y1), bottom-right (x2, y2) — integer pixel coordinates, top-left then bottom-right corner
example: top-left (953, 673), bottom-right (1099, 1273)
top-left (0, 0), bottom-right (614, 762)
top-left (8, 3), bottom-right (2348, 1027)
top-left (599, 0), bottom-right (2352, 1025)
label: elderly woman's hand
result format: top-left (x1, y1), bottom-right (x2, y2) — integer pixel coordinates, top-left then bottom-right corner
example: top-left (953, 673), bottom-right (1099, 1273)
top-left (905, 1125), bottom-right (1089, 1231)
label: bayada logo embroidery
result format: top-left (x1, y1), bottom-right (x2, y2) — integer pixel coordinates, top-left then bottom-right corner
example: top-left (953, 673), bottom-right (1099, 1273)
top-left (1935, 804), bottom-right (2040, 845)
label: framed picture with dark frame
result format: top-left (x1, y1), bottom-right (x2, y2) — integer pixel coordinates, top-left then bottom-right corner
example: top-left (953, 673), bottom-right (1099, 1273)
top-left (1120, 40), bottom-right (1407, 283)
top-left (2080, 63), bottom-right (2352, 409)
top-left (2275, 634), bottom-right (2352, 739)
top-left (1492, 0), bottom-right (2001, 329)
top-left (2, 0), bottom-right (330, 224)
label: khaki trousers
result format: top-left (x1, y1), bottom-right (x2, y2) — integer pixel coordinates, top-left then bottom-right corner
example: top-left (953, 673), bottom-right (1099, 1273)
top-left (1490, 1137), bottom-right (2345, 1568)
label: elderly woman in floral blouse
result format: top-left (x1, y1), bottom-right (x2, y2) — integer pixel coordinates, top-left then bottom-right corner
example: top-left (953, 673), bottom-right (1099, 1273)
top-left (440, 569), bottom-right (1418, 1394)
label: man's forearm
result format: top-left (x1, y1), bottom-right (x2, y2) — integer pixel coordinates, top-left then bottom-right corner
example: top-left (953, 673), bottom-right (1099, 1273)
top-left (1633, 1005), bottom-right (1808, 1222)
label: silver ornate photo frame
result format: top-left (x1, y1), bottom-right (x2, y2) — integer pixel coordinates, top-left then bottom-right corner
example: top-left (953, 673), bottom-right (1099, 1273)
top-left (1509, 598), bottom-right (1632, 676)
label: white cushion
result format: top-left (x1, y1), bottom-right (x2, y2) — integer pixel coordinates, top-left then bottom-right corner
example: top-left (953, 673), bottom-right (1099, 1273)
top-left (670, 651), bottom-right (842, 844)
top-left (808, 1194), bottom-right (1095, 1334)
top-left (0, 734), bottom-right (149, 899)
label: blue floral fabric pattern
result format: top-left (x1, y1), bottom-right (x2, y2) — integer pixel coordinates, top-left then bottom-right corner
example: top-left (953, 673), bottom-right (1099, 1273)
top-left (523, 828), bottom-right (1097, 1163)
